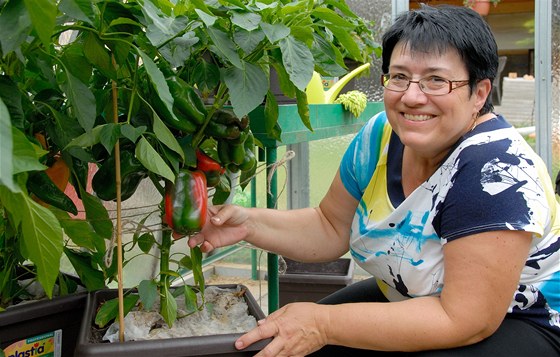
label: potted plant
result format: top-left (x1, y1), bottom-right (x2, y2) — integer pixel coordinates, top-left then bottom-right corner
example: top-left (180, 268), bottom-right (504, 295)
top-left (0, 0), bottom-right (378, 355)
top-left (463, 0), bottom-right (501, 16)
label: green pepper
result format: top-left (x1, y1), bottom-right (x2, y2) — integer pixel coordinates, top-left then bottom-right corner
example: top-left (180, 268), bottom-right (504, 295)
top-left (92, 150), bottom-right (148, 201)
top-left (27, 170), bottom-right (78, 215)
top-left (150, 79), bottom-right (198, 133)
top-left (167, 77), bottom-right (207, 126)
top-left (165, 169), bottom-right (208, 235)
top-left (217, 139), bottom-right (231, 164)
top-left (238, 147), bottom-right (256, 171)
top-left (204, 120), bottom-right (240, 140)
top-left (230, 143), bottom-right (245, 165)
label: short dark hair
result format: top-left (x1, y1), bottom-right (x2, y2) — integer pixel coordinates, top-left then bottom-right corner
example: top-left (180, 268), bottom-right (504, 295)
top-left (381, 5), bottom-right (498, 114)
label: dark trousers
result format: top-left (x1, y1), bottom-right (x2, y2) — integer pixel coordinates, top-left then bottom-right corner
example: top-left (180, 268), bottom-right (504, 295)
top-left (309, 278), bottom-right (560, 357)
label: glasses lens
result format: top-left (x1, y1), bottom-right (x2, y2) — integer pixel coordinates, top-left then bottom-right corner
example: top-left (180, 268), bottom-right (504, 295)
top-left (382, 75), bottom-right (408, 91)
top-left (419, 77), bottom-right (450, 95)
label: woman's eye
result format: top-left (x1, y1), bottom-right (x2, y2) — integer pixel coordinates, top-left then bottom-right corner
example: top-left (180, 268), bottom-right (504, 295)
top-left (427, 76), bottom-right (447, 84)
top-left (391, 74), bottom-right (408, 81)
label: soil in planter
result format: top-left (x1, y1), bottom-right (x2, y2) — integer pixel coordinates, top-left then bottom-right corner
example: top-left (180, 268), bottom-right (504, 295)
top-left (96, 286), bottom-right (259, 343)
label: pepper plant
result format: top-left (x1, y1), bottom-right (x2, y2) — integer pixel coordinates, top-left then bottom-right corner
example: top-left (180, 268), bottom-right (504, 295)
top-left (0, 0), bottom-right (378, 328)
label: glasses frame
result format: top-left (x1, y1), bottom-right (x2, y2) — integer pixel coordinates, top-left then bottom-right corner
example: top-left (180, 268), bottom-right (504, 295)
top-left (381, 74), bottom-right (470, 96)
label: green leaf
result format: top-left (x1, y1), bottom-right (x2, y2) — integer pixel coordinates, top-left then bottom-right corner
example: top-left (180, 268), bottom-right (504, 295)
top-left (95, 295), bottom-right (139, 328)
top-left (207, 26), bottom-right (242, 68)
top-left (120, 123), bottom-right (146, 143)
top-left (279, 36), bottom-right (314, 91)
top-left (231, 11), bottom-right (261, 31)
top-left (141, 0), bottom-right (190, 47)
top-left (324, 23), bottom-right (363, 62)
top-left (83, 32), bottom-right (117, 80)
top-left (138, 49), bottom-right (178, 124)
top-left (61, 71), bottom-right (96, 132)
top-left (99, 123), bottom-right (120, 154)
top-left (57, 213), bottom-right (99, 250)
top-left (161, 284), bottom-right (177, 327)
top-left (64, 248), bottom-right (106, 291)
top-left (264, 91), bottom-right (281, 141)
top-left (152, 113), bottom-right (184, 161)
top-left (11, 127), bottom-right (47, 175)
top-left (260, 22), bottom-right (290, 44)
top-left (190, 246), bottom-right (205, 292)
top-left (137, 232), bottom-right (156, 253)
top-left (138, 279), bottom-right (158, 311)
top-left (295, 88), bottom-right (312, 132)
top-left (311, 8), bottom-right (354, 28)
top-left (234, 28), bottom-right (265, 55)
top-left (64, 124), bottom-right (105, 149)
top-left (223, 61), bottom-right (268, 118)
top-left (59, 0), bottom-right (96, 25)
top-left (0, 0), bottom-right (32, 55)
top-left (0, 98), bottom-right (16, 192)
top-left (23, 0), bottom-right (56, 48)
top-left (0, 187), bottom-right (63, 299)
top-left (0, 76), bottom-right (24, 129)
top-left (183, 285), bottom-right (198, 312)
top-left (136, 137), bottom-right (175, 182)
top-left (61, 43), bottom-right (93, 84)
top-left (179, 255), bottom-right (192, 270)
top-left (81, 189), bottom-right (113, 239)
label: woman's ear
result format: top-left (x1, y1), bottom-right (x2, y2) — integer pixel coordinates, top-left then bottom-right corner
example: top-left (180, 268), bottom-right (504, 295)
top-left (475, 78), bottom-right (492, 108)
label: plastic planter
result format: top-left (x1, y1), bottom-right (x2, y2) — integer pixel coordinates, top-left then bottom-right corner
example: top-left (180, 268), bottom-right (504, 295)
top-left (0, 293), bottom-right (88, 357)
top-left (74, 285), bottom-right (270, 356)
top-left (279, 258), bottom-right (355, 307)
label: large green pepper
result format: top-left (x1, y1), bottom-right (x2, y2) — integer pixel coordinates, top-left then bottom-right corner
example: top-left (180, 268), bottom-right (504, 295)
top-left (92, 150), bottom-right (148, 201)
top-left (167, 77), bottom-right (207, 126)
top-left (165, 169), bottom-right (208, 235)
top-left (150, 77), bottom-right (206, 133)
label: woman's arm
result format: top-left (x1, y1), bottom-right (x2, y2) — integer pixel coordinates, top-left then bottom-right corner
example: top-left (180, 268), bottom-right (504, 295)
top-left (188, 171), bottom-right (358, 262)
top-left (238, 230), bottom-right (532, 355)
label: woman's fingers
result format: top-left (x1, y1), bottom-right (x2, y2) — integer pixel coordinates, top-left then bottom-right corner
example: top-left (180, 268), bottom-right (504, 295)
top-left (235, 317), bottom-right (280, 352)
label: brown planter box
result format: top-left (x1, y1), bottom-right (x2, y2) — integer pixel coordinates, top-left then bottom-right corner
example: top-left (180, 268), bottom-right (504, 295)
top-left (74, 285), bottom-right (270, 356)
top-left (279, 258), bottom-right (354, 307)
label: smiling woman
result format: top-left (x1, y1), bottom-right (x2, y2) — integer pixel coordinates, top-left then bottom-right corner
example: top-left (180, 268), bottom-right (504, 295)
top-left (185, 5), bottom-right (560, 356)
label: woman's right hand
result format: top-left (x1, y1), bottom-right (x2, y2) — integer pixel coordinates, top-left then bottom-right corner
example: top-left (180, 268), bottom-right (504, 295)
top-left (187, 204), bottom-right (250, 253)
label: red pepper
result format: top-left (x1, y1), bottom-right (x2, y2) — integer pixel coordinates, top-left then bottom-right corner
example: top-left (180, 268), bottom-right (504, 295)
top-left (196, 150), bottom-right (225, 174)
top-left (165, 169), bottom-right (207, 235)
top-left (196, 149), bottom-right (225, 187)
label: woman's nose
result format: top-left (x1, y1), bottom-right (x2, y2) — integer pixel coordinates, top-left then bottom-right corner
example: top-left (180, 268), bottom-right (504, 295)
top-left (401, 81), bottom-right (429, 104)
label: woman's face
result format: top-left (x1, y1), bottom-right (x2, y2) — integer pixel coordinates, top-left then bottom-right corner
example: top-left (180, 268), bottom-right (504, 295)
top-left (383, 42), bottom-right (488, 160)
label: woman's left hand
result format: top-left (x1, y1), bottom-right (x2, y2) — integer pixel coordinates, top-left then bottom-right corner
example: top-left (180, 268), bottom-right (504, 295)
top-left (235, 302), bottom-right (330, 356)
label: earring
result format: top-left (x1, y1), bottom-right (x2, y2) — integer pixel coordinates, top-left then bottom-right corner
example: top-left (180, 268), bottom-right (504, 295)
top-left (470, 111), bottom-right (480, 132)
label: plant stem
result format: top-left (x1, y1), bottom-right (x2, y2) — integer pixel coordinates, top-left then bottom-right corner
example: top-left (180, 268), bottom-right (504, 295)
top-left (160, 226), bottom-right (172, 316)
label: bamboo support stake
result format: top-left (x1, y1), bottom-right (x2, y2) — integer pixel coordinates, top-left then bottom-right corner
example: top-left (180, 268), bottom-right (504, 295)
top-left (111, 54), bottom-right (125, 343)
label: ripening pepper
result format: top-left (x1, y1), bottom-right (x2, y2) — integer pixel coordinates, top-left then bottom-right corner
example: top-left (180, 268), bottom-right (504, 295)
top-left (92, 150), bottom-right (148, 201)
top-left (165, 169), bottom-right (208, 235)
top-left (196, 150), bottom-right (225, 188)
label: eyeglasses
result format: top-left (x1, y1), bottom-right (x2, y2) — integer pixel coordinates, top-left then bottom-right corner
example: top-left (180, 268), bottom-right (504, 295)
top-left (381, 74), bottom-right (470, 96)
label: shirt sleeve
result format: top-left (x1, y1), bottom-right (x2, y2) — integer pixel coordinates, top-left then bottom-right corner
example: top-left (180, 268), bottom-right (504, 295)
top-left (434, 134), bottom-right (549, 241)
top-left (339, 111), bottom-right (388, 201)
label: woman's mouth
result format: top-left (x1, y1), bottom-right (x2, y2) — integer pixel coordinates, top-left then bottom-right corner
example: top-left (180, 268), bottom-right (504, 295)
top-left (403, 113), bottom-right (434, 122)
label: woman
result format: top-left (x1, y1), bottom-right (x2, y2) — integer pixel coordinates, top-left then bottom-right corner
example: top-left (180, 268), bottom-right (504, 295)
top-left (187, 5), bottom-right (560, 356)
